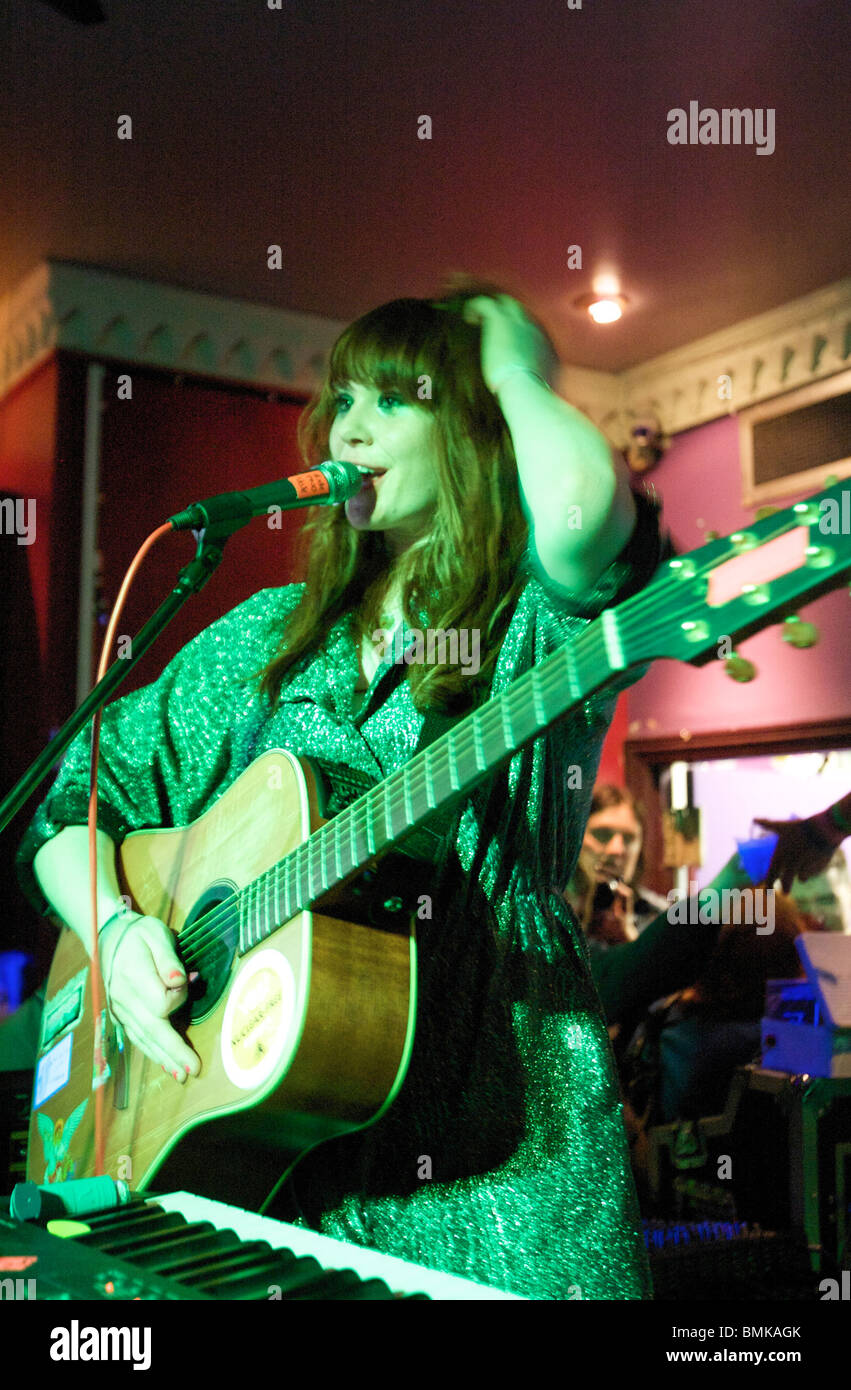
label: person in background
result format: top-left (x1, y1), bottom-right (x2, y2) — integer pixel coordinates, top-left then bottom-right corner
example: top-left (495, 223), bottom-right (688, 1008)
top-left (565, 783), bottom-right (667, 948)
top-left (756, 790), bottom-right (851, 893)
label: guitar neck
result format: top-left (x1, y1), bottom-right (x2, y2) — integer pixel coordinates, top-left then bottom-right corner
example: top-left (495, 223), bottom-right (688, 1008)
top-left (237, 620), bottom-right (619, 952)
top-left (238, 481), bottom-right (851, 952)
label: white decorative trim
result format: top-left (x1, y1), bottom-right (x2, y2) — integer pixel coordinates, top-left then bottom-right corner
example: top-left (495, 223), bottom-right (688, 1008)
top-left (557, 279), bottom-right (851, 444)
top-left (616, 279), bottom-right (851, 443)
top-left (0, 260), bottom-right (346, 401)
top-left (3, 262), bottom-right (851, 448)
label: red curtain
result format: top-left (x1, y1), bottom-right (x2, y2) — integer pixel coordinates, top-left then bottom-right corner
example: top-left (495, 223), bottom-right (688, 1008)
top-left (96, 366), bottom-right (310, 693)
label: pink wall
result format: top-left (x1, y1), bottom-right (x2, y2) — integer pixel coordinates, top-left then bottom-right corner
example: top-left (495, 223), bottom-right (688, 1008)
top-left (626, 415), bottom-right (851, 740)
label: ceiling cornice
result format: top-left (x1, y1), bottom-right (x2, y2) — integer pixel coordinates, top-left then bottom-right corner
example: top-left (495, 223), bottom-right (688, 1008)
top-left (0, 260), bottom-right (346, 402)
top-left (560, 278), bottom-right (851, 442)
top-left (2, 261), bottom-right (850, 442)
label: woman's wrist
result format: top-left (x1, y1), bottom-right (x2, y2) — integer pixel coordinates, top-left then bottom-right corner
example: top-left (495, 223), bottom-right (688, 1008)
top-left (97, 904), bottom-right (142, 969)
top-left (98, 908), bottom-right (142, 1001)
top-left (489, 363), bottom-right (552, 397)
top-left (99, 902), bottom-right (139, 938)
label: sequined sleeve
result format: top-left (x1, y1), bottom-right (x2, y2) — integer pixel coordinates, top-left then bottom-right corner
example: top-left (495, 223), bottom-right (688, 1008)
top-left (521, 487), bottom-right (669, 623)
top-left (16, 583), bottom-right (305, 914)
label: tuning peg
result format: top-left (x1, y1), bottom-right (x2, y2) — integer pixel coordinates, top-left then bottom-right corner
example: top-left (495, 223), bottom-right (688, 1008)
top-left (782, 615), bottom-right (819, 648)
top-left (754, 505), bottom-right (779, 521)
top-left (723, 653), bottom-right (757, 682)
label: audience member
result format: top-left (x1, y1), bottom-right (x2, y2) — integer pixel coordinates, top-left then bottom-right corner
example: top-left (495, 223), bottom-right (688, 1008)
top-left (565, 783), bottom-right (667, 947)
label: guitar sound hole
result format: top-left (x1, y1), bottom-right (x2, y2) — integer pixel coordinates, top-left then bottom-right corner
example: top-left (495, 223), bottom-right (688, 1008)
top-left (180, 882), bottom-right (240, 1024)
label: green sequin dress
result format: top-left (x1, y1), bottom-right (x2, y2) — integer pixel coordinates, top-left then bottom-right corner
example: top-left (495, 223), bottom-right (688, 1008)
top-left (19, 499), bottom-right (665, 1300)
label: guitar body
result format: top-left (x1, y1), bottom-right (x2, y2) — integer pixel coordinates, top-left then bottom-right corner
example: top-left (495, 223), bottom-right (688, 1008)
top-left (26, 751), bottom-right (417, 1206)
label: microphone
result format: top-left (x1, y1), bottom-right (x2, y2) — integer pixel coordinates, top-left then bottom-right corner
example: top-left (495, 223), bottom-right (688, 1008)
top-left (168, 460), bottom-right (365, 532)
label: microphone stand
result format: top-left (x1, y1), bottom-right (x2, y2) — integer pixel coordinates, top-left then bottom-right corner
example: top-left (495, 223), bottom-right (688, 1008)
top-left (0, 516), bottom-right (243, 835)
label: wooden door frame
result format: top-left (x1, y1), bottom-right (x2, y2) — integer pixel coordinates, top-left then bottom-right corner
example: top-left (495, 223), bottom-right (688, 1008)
top-left (624, 718), bottom-right (851, 896)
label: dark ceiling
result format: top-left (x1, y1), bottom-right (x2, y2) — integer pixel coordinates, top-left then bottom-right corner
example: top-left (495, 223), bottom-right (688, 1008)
top-left (2, 0), bottom-right (849, 372)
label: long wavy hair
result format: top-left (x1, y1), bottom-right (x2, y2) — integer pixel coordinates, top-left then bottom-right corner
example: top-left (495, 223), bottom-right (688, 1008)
top-left (259, 283), bottom-right (538, 712)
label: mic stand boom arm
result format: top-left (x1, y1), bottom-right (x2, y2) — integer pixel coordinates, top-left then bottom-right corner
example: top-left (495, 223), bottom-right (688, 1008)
top-left (0, 517), bottom-right (242, 837)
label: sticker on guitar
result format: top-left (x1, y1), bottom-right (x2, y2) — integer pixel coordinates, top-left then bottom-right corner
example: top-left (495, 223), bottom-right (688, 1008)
top-left (220, 950), bottom-right (296, 1090)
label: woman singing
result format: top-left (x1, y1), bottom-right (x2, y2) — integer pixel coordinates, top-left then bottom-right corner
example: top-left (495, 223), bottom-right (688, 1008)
top-left (20, 287), bottom-right (664, 1299)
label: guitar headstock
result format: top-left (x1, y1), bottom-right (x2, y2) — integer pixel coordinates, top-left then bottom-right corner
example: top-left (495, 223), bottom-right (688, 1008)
top-left (622, 480), bottom-right (851, 668)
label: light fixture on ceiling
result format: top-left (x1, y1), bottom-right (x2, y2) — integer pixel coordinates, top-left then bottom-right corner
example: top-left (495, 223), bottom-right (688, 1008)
top-left (572, 291), bottom-right (629, 324)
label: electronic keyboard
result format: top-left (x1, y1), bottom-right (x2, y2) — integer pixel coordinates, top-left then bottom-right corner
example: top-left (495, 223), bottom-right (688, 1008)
top-left (0, 1188), bottom-right (522, 1300)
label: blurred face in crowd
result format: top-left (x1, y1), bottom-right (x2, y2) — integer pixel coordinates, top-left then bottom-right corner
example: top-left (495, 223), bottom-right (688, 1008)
top-left (580, 802), bottom-right (643, 886)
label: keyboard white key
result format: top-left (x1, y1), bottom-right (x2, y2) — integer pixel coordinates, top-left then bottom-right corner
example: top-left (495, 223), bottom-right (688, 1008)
top-left (154, 1190), bottom-right (524, 1300)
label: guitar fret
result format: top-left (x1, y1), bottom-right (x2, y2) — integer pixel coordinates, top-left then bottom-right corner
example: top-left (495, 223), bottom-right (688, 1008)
top-left (424, 747), bottom-right (436, 810)
top-left (305, 840), bottom-right (315, 904)
top-left (562, 643), bottom-right (581, 702)
top-left (334, 820), bottom-right (343, 886)
top-left (319, 827), bottom-right (331, 899)
top-left (500, 692), bottom-right (516, 750)
top-left (445, 734), bottom-right (459, 792)
top-left (316, 832), bottom-right (327, 898)
top-left (473, 708), bottom-right (486, 771)
top-left (295, 845), bottom-right (306, 911)
top-left (317, 835), bottom-right (325, 901)
top-left (283, 864), bottom-right (293, 923)
top-left (601, 609), bottom-right (625, 670)
top-left (530, 666), bottom-right (546, 727)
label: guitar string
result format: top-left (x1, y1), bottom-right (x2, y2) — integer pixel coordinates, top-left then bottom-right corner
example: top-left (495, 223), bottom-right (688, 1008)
top-left (174, 513), bottom-right (831, 966)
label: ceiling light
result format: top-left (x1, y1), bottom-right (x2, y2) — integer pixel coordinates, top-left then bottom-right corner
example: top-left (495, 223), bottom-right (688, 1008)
top-left (572, 291), bottom-right (629, 323)
top-left (588, 299), bottom-right (623, 323)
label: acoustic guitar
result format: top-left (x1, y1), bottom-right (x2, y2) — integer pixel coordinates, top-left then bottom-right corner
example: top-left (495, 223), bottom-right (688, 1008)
top-left (26, 481), bottom-right (851, 1206)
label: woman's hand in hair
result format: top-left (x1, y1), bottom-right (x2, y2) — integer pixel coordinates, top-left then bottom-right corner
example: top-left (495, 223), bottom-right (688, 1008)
top-left (462, 295), bottom-right (555, 396)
